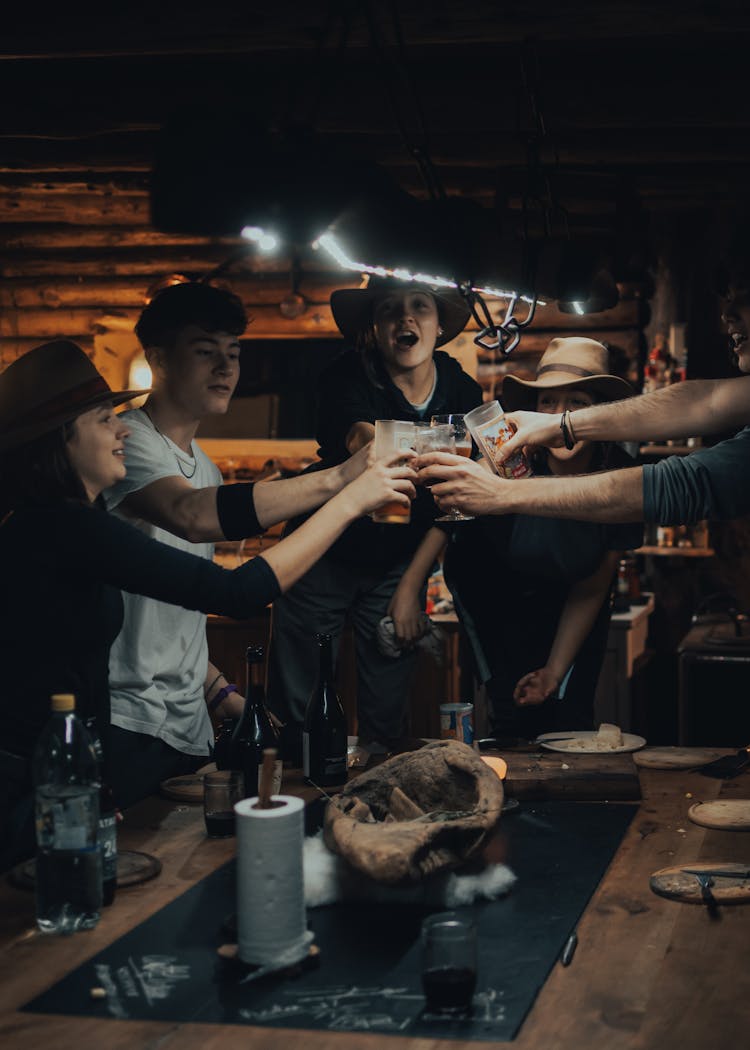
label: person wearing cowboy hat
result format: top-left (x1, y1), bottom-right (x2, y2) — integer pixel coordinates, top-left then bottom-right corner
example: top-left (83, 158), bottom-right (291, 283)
top-left (430, 233), bottom-right (750, 530)
top-left (437, 337), bottom-right (643, 739)
top-left (0, 339), bottom-right (416, 864)
top-left (266, 276), bottom-right (482, 757)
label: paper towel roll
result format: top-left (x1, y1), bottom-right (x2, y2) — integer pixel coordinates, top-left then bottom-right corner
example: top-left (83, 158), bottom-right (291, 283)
top-left (235, 795), bottom-right (313, 967)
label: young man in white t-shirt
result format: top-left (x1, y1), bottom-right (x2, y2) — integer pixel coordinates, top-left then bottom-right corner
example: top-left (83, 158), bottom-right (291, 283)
top-left (104, 282), bottom-right (372, 805)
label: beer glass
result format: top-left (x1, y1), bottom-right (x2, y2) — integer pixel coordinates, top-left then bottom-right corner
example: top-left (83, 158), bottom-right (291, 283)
top-left (372, 419), bottom-right (416, 524)
top-left (421, 912), bottom-right (477, 1015)
top-left (430, 414), bottom-right (474, 522)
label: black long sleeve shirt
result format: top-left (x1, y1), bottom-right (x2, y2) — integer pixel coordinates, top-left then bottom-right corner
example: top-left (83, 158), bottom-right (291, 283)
top-left (0, 499), bottom-right (280, 764)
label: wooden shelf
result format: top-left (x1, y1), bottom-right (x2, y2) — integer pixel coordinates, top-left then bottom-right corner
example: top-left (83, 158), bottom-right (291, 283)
top-left (636, 545), bottom-right (714, 558)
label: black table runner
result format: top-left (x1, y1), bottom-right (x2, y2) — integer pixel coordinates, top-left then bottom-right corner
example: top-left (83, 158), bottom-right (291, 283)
top-left (23, 800), bottom-right (636, 1042)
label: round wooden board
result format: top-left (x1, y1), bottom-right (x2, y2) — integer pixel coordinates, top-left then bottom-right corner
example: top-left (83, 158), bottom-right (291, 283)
top-left (688, 799), bottom-right (750, 830)
top-left (650, 862), bottom-right (750, 904)
top-left (633, 747), bottom-right (726, 770)
top-left (160, 761), bottom-right (217, 802)
top-left (9, 849), bottom-right (162, 892)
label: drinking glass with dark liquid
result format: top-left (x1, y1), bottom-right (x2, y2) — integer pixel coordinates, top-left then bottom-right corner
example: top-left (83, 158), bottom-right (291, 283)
top-left (203, 770), bottom-right (243, 837)
top-left (421, 912), bottom-right (478, 1015)
top-left (430, 414), bottom-right (475, 522)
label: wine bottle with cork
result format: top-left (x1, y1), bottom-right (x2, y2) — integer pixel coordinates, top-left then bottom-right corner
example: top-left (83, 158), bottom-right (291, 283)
top-left (303, 633), bottom-right (348, 788)
top-left (230, 646), bottom-right (282, 799)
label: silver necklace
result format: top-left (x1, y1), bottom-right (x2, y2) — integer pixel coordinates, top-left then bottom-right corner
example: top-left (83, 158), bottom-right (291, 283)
top-left (142, 405), bottom-right (197, 479)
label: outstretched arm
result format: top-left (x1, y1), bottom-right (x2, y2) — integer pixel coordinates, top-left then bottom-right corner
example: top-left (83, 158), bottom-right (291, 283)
top-left (119, 445), bottom-right (375, 543)
top-left (496, 376), bottom-right (750, 465)
top-left (418, 452), bottom-right (644, 523)
top-left (514, 552), bottom-right (619, 707)
top-left (260, 453), bottom-right (417, 592)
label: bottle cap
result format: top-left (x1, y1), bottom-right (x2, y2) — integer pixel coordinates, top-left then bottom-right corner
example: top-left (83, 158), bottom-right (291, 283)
top-left (51, 693), bottom-right (75, 712)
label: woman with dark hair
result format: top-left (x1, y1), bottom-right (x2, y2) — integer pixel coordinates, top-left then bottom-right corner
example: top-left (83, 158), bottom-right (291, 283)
top-left (0, 339), bottom-right (415, 866)
top-left (435, 337), bottom-right (644, 739)
top-left (267, 277), bottom-right (482, 754)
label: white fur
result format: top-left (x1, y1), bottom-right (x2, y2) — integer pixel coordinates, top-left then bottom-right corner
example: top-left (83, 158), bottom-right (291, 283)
top-left (303, 831), bottom-right (516, 907)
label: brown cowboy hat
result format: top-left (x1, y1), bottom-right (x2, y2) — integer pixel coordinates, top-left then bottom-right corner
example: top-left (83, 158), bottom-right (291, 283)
top-left (501, 336), bottom-right (633, 412)
top-left (0, 340), bottom-right (146, 453)
top-left (330, 275), bottom-right (471, 347)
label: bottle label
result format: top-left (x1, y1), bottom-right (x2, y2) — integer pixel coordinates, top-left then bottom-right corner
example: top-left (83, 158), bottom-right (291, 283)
top-left (99, 814), bottom-right (117, 880)
top-left (37, 789), bottom-right (98, 851)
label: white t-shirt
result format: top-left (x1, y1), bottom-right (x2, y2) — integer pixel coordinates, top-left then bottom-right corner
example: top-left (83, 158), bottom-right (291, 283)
top-left (104, 408), bottom-right (222, 756)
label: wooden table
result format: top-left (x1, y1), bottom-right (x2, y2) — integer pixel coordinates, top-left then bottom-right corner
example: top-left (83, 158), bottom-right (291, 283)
top-left (2, 753), bottom-right (749, 1049)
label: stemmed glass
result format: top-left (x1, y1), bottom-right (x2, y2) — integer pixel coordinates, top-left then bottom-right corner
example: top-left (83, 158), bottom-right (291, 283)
top-left (428, 414), bottom-right (474, 522)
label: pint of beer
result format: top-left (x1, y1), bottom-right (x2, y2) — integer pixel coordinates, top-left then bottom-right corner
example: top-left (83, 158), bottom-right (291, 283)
top-left (372, 419), bottom-right (416, 524)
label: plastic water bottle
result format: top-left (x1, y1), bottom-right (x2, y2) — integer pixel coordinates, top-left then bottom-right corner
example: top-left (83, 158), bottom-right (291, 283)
top-left (33, 694), bottom-right (102, 934)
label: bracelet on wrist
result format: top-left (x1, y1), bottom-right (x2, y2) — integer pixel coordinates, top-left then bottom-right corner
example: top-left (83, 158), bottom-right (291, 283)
top-left (206, 671), bottom-right (224, 699)
top-left (208, 683), bottom-right (239, 713)
top-left (560, 410), bottom-right (576, 451)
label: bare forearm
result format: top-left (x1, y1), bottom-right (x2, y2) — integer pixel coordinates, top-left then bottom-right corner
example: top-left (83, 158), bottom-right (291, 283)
top-left (546, 554), bottom-right (618, 681)
top-left (400, 527), bottom-right (447, 589)
top-left (503, 468), bottom-right (644, 523)
top-left (572, 378), bottom-right (750, 443)
top-left (253, 468), bottom-right (339, 529)
top-left (260, 491), bottom-right (360, 592)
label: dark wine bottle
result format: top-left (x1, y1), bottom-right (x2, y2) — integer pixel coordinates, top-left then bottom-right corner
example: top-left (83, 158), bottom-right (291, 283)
top-left (303, 633), bottom-right (348, 787)
top-left (213, 718), bottom-right (236, 771)
top-left (84, 717), bottom-right (117, 907)
top-left (230, 646), bottom-right (282, 798)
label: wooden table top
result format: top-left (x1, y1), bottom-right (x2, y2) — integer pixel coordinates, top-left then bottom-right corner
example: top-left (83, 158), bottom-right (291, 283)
top-left (1, 753), bottom-right (749, 1050)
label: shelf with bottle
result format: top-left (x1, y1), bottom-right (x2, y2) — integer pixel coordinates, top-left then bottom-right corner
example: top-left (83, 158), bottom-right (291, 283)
top-left (638, 520), bottom-right (713, 557)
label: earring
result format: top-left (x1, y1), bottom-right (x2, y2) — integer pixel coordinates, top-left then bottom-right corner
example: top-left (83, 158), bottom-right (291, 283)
top-left (438, 326), bottom-right (444, 336)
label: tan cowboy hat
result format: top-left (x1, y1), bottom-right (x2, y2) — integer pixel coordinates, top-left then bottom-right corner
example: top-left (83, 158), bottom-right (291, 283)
top-left (501, 336), bottom-right (633, 412)
top-left (0, 340), bottom-right (146, 453)
top-left (330, 275), bottom-right (471, 347)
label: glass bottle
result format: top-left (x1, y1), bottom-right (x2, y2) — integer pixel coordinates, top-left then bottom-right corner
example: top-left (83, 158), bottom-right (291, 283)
top-left (33, 694), bottom-right (102, 933)
top-left (303, 634), bottom-right (348, 788)
top-left (229, 646), bottom-right (282, 798)
top-left (213, 717), bottom-right (237, 771)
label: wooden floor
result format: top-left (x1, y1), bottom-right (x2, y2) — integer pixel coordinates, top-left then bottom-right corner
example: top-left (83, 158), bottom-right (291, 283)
top-left (1, 754), bottom-right (749, 1049)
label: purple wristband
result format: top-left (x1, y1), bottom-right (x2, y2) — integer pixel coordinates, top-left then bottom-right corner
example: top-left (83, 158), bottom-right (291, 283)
top-left (208, 683), bottom-right (239, 713)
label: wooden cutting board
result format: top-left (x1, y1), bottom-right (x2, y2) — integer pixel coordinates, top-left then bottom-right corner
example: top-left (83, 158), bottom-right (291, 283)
top-left (160, 762), bottom-right (216, 802)
top-left (650, 862), bottom-right (750, 904)
top-left (687, 799), bottom-right (750, 830)
top-left (633, 747), bottom-right (726, 770)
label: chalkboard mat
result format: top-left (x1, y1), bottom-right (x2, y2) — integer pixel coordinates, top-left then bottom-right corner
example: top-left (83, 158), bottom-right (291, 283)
top-left (23, 800), bottom-right (636, 1042)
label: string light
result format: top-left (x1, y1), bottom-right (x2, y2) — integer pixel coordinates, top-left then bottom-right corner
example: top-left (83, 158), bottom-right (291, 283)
top-left (312, 232), bottom-right (544, 305)
top-left (240, 226), bottom-right (279, 252)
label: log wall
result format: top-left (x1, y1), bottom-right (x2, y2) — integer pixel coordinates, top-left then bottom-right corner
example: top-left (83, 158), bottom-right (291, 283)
top-left (0, 172), bottom-right (646, 391)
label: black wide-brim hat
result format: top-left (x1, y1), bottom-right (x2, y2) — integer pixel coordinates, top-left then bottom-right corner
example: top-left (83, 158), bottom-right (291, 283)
top-left (330, 275), bottom-right (471, 347)
top-left (0, 339), bottom-right (146, 453)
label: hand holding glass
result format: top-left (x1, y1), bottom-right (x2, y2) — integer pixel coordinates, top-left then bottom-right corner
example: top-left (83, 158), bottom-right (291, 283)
top-left (372, 420), bottom-right (416, 524)
top-left (429, 414), bottom-right (474, 521)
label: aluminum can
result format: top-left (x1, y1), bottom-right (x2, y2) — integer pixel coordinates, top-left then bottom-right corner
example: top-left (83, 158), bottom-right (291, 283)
top-left (440, 702), bottom-right (474, 745)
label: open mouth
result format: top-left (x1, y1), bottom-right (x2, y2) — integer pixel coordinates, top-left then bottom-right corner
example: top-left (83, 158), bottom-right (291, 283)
top-left (395, 331), bottom-right (418, 349)
top-left (730, 331), bottom-right (748, 350)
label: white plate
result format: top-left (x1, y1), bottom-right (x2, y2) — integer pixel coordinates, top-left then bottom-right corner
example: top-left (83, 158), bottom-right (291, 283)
top-left (537, 731), bottom-right (646, 755)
